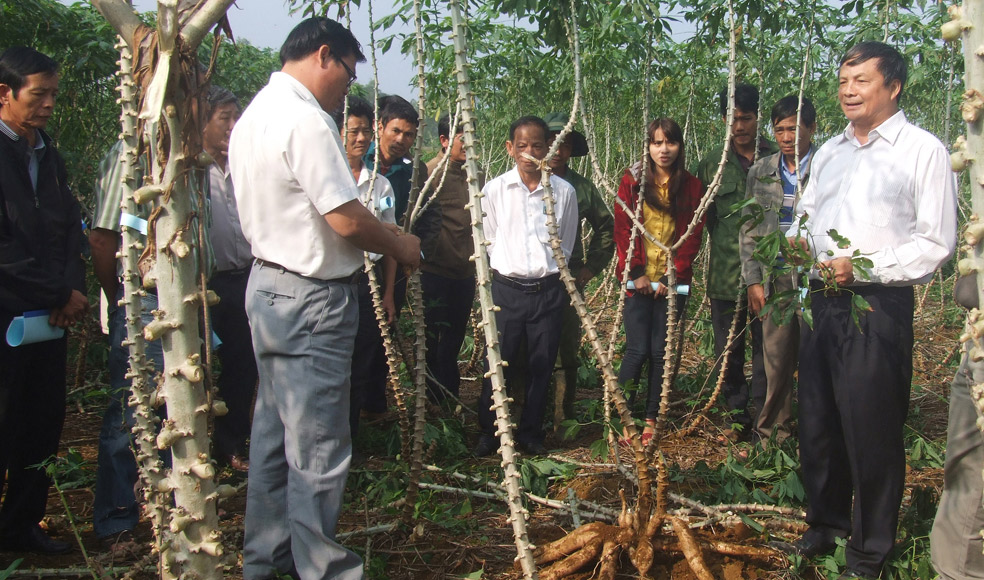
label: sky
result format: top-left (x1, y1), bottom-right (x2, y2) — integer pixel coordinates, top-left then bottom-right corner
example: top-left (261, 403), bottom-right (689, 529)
top-left (107, 0), bottom-right (420, 98)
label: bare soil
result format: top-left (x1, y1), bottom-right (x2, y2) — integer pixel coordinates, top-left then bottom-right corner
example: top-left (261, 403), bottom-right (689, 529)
top-left (0, 290), bottom-right (956, 579)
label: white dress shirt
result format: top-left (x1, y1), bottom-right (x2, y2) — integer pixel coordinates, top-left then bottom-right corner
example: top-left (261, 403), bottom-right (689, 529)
top-left (481, 166), bottom-right (578, 279)
top-left (788, 110), bottom-right (957, 286)
top-left (229, 71), bottom-right (363, 280)
top-left (357, 165), bottom-right (396, 262)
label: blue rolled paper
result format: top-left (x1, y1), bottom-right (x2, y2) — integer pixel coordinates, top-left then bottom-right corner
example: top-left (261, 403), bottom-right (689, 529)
top-left (6, 310), bottom-right (65, 347)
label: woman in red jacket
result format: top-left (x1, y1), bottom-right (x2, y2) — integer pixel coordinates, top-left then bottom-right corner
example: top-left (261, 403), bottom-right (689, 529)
top-left (613, 117), bottom-right (705, 442)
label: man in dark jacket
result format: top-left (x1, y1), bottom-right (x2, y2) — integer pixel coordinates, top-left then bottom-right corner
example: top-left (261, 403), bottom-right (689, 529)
top-left (0, 46), bottom-right (88, 555)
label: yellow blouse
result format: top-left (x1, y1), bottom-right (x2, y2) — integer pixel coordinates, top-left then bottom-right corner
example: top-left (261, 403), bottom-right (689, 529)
top-left (641, 182), bottom-right (675, 281)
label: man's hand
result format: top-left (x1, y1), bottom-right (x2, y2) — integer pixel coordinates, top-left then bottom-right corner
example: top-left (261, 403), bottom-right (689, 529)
top-left (817, 257), bottom-right (854, 287)
top-left (747, 283), bottom-right (765, 317)
top-left (49, 290), bottom-right (90, 329)
top-left (632, 274), bottom-right (653, 296)
top-left (786, 236), bottom-right (810, 265)
top-left (381, 291), bottom-right (396, 325)
top-left (575, 267), bottom-right (593, 287)
top-left (395, 232), bottom-right (422, 270)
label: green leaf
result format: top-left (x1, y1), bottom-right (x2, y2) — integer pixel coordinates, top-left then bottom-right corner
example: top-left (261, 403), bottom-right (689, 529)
top-left (456, 569), bottom-right (484, 580)
top-left (827, 228), bottom-right (852, 250)
top-left (737, 512), bottom-right (764, 533)
top-left (0, 559), bottom-right (23, 580)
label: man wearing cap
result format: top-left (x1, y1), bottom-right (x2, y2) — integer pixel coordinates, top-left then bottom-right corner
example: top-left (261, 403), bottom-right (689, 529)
top-left (543, 112), bottom-right (613, 421)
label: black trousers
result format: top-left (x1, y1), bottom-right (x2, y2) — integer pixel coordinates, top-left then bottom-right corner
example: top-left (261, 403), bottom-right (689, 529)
top-left (478, 276), bottom-right (565, 446)
top-left (0, 312), bottom-right (67, 536)
top-left (709, 298), bottom-right (764, 430)
top-left (798, 284), bottom-right (913, 576)
top-left (421, 272), bottom-right (475, 403)
top-left (210, 268), bottom-right (258, 459)
top-left (618, 292), bottom-right (688, 420)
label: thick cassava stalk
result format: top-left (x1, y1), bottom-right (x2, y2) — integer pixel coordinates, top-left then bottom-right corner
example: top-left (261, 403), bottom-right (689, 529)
top-left (93, 1), bottom-right (237, 577)
top-left (946, 0), bottom-right (984, 544)
top-left (356, 0), bottom-right (413, 436)
top-left (448, 1), bottom-right (537, 576)
top-left (115, 35), bottom-right (170, 572)
top-left (364, 256), bottom-right (413, 459)
top-left (401, 0), bottom-right (432, 524)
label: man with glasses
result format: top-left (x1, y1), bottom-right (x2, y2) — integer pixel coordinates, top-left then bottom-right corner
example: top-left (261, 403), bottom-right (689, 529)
top-left (229, 18), bottom-right (421, 580)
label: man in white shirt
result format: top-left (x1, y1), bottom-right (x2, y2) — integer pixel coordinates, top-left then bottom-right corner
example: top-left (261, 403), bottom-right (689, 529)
top-left (474, 116), bottom-right (578, 457)
top-left (779, 42), bottom-right (957, 580)
top-left (229, 18), bottom-right (420, 580)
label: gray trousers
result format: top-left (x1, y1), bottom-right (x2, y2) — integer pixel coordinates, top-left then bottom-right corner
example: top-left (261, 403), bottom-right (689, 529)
top-left (754, 272), bottom-right (801, 442)
top-left (242, 262), bottom-right (364, 580)
top-left (931, 348), bottom-right (984, 579)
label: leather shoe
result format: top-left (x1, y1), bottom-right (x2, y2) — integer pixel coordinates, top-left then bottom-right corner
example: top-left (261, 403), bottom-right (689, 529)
top-left (836, 569), bottom-right (877, 579)
top-left (769, 535), bottom-right (837, 559)
top-left (474, 435), bottom-right (498, 457)
top-left (0, 525), bottom-right (72, 555)
top-left (517, 440), bottom-right (547, 455)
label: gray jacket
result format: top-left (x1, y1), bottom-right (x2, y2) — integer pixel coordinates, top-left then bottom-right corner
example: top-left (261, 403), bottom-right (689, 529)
top-left (739, 149), bottom-right (813, 290)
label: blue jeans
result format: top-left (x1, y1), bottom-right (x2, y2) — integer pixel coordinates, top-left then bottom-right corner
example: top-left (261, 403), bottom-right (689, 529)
top-left (93, 292), bottom-right (163, 538)
top-left (242, 262), bottom-right (363, 580)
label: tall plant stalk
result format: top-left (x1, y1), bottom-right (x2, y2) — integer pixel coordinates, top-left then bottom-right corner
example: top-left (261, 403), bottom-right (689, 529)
top-left (92, 1), bottom-right (237, 577)
top-left (448, 1), bottom-right (537, 576)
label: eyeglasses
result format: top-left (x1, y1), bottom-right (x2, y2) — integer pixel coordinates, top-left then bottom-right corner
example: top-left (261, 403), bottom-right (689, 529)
top-left (336, 57), bottom-right (357, 88)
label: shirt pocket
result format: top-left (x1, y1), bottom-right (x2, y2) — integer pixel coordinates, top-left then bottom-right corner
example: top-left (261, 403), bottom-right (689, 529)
top-left (533, 199), bottom-right (554, 245)
top-left (853, 162), bottom-right (906, 229)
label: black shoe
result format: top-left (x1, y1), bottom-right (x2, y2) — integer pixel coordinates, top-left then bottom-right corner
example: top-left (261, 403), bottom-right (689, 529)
top-left (517, 440), bottom-right (547, 455)
top-left (0, 525), bottom-right (72, 555)
top-left (769, 535), bottom-right (837, 559)
top-left (836, 569), bottom-right (877, 580)
top-left (474, 435), bottom-right (498, 457)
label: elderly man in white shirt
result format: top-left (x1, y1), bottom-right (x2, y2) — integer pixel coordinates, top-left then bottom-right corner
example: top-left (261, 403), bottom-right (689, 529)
top-left (778, 41), bottom-right (957, 580)
top-left (229, 18), bottom-right (420, 580)
top-left (474, 116), bottom-right (578, 457)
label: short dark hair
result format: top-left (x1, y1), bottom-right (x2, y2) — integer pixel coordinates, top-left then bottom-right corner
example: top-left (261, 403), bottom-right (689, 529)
top-left (0, 47), bottom-right (58, 108)
top-left (378, 95), bottom-right (418, 128)
top-left (509, 115), bottom-right (549, 142)
top-left (205, 85), bottom-right (239, 121)
top-left (438, 113), bottom-right (464, 139)
top-left (719, 83), bottom-right (759, 117)
top-left (770, 94), bottom-right (816, 128)
top-left (279, 17), bottom-right (366, 66)
top-left (840, 41), bottom-right (907, 103)
top-left (330, 95), bottom-right (374, 127)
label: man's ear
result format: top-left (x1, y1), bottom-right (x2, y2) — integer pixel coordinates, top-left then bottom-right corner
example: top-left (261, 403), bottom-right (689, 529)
top-left (439, 135), bottom-right (450, 149)
top-left (505, 140), bottom-right (514, 158)
top-left (889, 79), bottom-right (902, 102)
top-left (0, 84), bottom-right (12, 107)
top-left (317, 45), bottom-right (332, 68)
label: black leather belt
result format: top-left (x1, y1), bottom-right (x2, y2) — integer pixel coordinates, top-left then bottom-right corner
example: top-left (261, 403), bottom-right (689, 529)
top-left (492, 271), bottom-right (561, 293)
top-left (215, 266), bottom-right (251, 277)
top-left (256, 258), bottom-right (361, 284)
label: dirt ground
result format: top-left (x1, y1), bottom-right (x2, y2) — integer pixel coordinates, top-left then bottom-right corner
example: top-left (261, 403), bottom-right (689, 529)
top-left (0, 292), bottom-right (956, 579)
